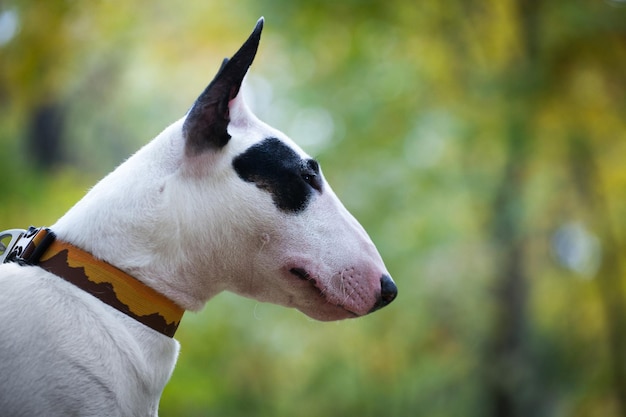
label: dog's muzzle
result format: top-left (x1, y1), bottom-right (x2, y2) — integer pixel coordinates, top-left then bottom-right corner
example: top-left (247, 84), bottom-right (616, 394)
top-left (369, 274), bottom-right (397, 313)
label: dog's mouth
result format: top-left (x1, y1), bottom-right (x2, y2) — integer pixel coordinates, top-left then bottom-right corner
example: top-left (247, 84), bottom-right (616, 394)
top-left (288, 267), bottom-right (358, 319)
top-left (290, 267), bottom-right (314, 283)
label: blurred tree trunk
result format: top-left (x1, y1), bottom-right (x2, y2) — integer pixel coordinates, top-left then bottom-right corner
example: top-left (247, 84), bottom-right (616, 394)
top-left (27, 101), bottom-right (66, 170)
top-left (568, 134), bottom-right (626, 417)
top-left (485, 116), bottom-right (535, 417)
top-left (484, 0), bottom-right (542, 416)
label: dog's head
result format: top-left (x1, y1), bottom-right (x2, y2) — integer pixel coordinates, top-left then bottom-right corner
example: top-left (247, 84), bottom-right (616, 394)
top-left (164, 18), bottom-right (396, 321)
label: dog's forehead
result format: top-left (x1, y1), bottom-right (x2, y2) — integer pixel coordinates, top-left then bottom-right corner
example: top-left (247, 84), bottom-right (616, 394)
top-left (227, 121), bottom-right (308, 160)
top-left (225, 94), bottom-right (310, 159)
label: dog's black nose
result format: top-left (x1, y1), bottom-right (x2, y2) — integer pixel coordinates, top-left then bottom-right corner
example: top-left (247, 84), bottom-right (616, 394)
top-left (369, 274), bottom-right (398, 313)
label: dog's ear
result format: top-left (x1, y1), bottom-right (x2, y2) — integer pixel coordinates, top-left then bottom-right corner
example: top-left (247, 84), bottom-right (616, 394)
top-left (183, 18), bottom-right (264, 155)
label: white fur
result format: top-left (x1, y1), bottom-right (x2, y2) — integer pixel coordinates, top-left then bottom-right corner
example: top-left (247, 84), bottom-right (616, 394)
top-left (0, 90), bottom-right (391, 415)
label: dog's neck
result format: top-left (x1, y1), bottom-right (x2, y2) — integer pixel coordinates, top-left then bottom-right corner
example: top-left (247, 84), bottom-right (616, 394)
top-left (51, 96), bottom-right (269, 314)
top-left (51, 119), bottom-right (231, 312)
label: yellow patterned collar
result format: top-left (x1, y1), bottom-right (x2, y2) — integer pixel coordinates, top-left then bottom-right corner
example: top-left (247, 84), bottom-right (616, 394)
top-left (2, 227), bottom-right (184, 337)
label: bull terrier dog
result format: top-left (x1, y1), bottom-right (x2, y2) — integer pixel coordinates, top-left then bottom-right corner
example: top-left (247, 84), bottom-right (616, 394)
top-left (0, 18), bottom-right (396, 416)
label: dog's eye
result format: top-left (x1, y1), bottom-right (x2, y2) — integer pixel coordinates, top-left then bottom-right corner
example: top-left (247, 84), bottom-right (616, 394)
top-left (301, 159), bottom-right (323, 192)
top-left (301, 172), bottom-right (322, 192)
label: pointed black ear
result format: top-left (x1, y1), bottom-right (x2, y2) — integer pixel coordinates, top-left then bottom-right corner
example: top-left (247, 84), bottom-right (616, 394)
top-left (183, 17), bottom-right (264, 155)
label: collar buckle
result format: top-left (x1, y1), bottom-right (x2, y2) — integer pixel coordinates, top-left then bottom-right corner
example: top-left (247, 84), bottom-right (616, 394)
top-left (0, 229), bottom-right (27, 263)
top-left (0, 227), bottom-right (56, 264)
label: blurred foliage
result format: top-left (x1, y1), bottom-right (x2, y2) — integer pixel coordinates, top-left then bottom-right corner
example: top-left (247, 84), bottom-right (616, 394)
top-left (2, 0), bottom-right (626, 416)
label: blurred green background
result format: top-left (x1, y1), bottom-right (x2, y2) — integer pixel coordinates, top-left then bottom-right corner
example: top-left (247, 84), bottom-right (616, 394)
top-left (2, 0), bottom-right (626, 416)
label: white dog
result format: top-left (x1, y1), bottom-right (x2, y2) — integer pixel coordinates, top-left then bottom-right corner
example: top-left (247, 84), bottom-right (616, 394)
top-left (0, 18), bottom-right (396, 416)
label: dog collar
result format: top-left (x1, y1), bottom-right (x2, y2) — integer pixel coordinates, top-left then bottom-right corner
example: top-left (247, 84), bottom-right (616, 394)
top-left (1, 227), bottom-right (184, 337)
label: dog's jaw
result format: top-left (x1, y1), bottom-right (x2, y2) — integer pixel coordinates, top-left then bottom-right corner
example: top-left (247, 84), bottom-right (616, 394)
top-left (288, 267), bottom-right (368, 320)
top-left (287, 267), bottom-right (359, 320)
top-left (280, 261), bottom-right (390, 320)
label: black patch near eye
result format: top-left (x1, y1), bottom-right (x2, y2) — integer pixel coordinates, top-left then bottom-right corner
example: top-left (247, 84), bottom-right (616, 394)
top-left (232, 138), bottom-right (323, 213)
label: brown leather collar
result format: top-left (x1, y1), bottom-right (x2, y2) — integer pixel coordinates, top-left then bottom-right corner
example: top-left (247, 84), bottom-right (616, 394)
top-left (4, 227), bottom-right (184, 337)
